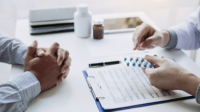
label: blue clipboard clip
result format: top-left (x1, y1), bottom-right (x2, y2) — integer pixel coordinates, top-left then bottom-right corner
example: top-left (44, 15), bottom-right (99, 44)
top-left (87, 76), bottom-right (105, 100)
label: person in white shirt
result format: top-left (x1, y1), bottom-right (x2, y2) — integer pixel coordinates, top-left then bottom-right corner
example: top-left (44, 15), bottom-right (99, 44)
top-left (132, 6), bottom-right (200, 103)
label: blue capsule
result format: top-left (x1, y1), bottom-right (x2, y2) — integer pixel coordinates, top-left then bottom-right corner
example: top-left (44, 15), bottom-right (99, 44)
top-left (130, 57), bottom-right (133, 61)
top-left (135, 57), bottom-right (139, 62)
top-left (143, 62), bottom-right (147, 67)
top-left (127, 62), bottom-right (129, 66)
top-left (132, 62), bottom-right (136, 66)
top-left (149, 63), bottom-right (153, 68)
top-left (138, 62), bottom-right (141, 67)
top-left (141, 58), bottom-right (144, 63)
top-left (124, 58), bottom-right (127, 61)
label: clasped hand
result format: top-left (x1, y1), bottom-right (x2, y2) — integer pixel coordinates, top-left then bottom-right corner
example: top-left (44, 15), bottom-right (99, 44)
top-left (24, 40), bottom-right (71, 92)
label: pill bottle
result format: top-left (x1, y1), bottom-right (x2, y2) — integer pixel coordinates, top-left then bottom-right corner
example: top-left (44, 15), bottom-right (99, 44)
top-left (93, 19), bottom-right (104, 39)
top-left (74, 4), bottom-right (92, 38)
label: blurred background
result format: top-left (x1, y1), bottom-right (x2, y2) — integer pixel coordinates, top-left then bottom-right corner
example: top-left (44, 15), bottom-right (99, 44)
top-left (0, 0), bottom-right (200, 72)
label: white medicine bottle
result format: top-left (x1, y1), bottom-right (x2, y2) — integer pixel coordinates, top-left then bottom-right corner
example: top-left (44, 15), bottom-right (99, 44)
top-left (74, 4), bottom-right (92, 38)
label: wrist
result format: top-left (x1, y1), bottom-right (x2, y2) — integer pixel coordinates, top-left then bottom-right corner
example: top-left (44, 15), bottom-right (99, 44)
top-left (180, 72), bottom-right (200, 96)
top-left (160, 30), bottom-right (170, 47)
top-left (29, 71), bottom-right (44, 92)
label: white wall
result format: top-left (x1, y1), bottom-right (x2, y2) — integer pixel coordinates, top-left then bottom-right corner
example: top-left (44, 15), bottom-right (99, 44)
top-left (0, 0), bottom-right (199, 79)
top-left (0, 0), bottom-right (199, 36)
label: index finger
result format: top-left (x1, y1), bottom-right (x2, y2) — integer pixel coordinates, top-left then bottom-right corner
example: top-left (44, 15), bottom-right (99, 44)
top-left (145, 55), bottom-right (164, 65)
top-left (46, 42), bottom-right (60, 55)
top-left (133, 24), bottom-right (148, 50)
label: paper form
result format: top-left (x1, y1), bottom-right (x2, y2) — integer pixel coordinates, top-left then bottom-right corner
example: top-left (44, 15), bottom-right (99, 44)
top-left (86, 64), bottom-right (192, 109)
top-left (85, 33), bottom-right (147, 57)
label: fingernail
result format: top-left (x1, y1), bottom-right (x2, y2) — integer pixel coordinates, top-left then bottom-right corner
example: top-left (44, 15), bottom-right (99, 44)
top-left (62, 70), bottom-right (66, 74)
top-left (134, 43), bottom-right (139, 50)
top-left (33, 40), bottom-right (37, 45)
top-left (133, 44), bottom-right (137, 50)
top-left (37, 49), bottom-right (44, 55)
top-left (145, 55), bottom-right (150, 59)
top-left (32, 41), bottom-right (35, 45)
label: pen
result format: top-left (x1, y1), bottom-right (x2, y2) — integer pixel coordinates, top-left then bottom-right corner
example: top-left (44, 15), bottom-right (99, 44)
top-left (89, 61), bottom-right (121, 67)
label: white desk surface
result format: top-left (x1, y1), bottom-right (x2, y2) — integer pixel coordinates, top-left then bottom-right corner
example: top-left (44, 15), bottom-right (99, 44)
top-left (12, 12), bottom-right (200, 112)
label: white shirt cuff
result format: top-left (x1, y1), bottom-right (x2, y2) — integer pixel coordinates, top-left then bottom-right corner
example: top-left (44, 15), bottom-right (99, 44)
top-left (8, 71), bottom-right (41, 109)
top-left (169, 22), bottom-right (196, 50)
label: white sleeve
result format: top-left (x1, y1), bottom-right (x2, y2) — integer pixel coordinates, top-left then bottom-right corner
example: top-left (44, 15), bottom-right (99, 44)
top-left (169, 7), bottom-right (200, 50)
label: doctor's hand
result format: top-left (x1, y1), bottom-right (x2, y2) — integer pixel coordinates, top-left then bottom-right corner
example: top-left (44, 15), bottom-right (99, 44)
top-left (142, 55), bottom-right (200, 96)
top-left (132, 23), bottom-right (171, 50)
top-left (35, 43), bottom-right (71, 82)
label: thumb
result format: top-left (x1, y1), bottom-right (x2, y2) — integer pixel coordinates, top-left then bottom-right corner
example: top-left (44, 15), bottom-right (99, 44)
top-left (145, 55), bottom-right (163, 65)
top-left (26, 40), bottom-right (38, 59)
top-left (140, 36), bottom-right (159, 49)
top-left (142, 68), bottom-right (156, 78)
top-left (36, 48), bottom-right (45, 57)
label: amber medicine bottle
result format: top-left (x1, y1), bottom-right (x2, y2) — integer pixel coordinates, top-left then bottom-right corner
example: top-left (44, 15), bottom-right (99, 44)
top-left (93, 19), bottom-right (104, 39)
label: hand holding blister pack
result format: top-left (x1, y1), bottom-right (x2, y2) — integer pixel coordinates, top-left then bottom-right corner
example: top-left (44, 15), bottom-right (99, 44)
top-left (84, 55), bottom-right (191, 111)
top-left (121, 56), bottom-right (154, 68)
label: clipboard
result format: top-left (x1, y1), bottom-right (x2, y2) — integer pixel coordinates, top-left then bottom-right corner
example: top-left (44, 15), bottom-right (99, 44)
top-left (83, 70), bottom-right (195, 112)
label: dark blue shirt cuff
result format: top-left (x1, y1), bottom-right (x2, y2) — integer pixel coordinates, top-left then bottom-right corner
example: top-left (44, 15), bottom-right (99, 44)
top-left (163, 29), bottom-right (178, 49)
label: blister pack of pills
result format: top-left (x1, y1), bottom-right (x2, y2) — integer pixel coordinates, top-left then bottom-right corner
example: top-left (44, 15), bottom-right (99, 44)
top-left (121, 56), bottom-right (154, 68)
